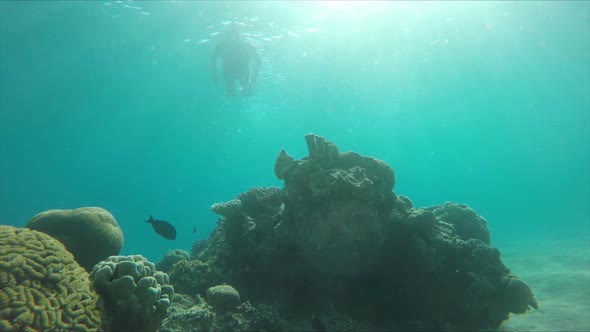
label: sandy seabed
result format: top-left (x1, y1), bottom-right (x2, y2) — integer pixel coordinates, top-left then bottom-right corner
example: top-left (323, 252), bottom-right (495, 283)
top-left (497, 239), bottom-right (590, 332)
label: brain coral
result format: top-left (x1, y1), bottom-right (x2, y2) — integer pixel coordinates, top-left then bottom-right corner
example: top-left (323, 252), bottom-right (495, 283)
top-left (25, 207), bottom-right (124, 271)
top-left (0, 225), bottom-right (101, 332)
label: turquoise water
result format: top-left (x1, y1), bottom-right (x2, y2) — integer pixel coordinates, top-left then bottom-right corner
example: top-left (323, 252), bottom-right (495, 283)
top-left (1, 1), bottom-right (589, 262)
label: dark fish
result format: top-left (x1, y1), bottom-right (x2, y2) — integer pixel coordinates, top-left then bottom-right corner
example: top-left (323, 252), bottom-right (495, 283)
top-left (192, 226), bottom-right (196, 234)
top-left (146, 215), bottom-right (176, 240)
top-left (310, 315), bottom-right (326, 332)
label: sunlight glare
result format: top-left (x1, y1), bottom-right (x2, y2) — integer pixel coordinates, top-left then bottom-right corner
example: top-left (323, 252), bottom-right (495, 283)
top-left (313, 1), bottom-right (390, 18)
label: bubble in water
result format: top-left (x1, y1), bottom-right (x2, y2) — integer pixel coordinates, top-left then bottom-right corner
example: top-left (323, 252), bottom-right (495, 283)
top-left (429, 39), bottom-right (448, 46)
top-left (123, 4), bottom-right (141, 10)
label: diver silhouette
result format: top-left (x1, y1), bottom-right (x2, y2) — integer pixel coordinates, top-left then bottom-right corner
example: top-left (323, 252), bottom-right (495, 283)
top-left (211, 23), bottom-right (262, 98)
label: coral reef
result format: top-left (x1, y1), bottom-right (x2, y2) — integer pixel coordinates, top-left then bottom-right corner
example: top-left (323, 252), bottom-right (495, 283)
top-left (161, 295), bottom-right (215, 332)
top-left (161, 295), bottom-right (287, 332)
top-left (10, 134), bottom-right (535, 331)
top-left (237, 302), bottom-right (288, 331)
top-left (170, 186), bottom-right (288, 298)
top-left (191, 239), bottom-right (207, 259)
top-left (275, 135), bottom-right (395, 276)
top-left (210, 199), bottom-right (243, 219)
top-left (169, 259), bottom-right (221, 296)
top-left (89, 254), bottom-right (174, 332)
top-left (272, 134), bottom-right (397, 276)
top-left (25, 207), bottom-right (124, 271)
top-left (206, 284), bottom-right (240, 312)
top-left (0, 225), bottom-right (101, 331)
top-left (156, 249), bottom-right (190, 273)
top-left (236, 187), bottom-right (285, 219)
top-left (175, 134), bottom-right (538, 331)
top-left (428, 202), bottom-right (491, 244)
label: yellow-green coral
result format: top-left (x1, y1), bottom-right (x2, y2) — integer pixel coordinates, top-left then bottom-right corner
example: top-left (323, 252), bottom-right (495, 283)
top-left (0, 225), bottom-right (101, 332)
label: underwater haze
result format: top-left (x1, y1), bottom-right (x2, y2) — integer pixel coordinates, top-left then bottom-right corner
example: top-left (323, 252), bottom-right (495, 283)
top-left (1, 1), bottom-right (589, 328)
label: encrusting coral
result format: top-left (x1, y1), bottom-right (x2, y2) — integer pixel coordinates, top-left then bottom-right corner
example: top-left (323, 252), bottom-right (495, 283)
top-left (0, 225), bottom-right (102, 331)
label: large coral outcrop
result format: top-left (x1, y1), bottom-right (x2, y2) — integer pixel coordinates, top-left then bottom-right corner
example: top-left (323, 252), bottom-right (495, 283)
top-left (89, 255), bottom-right (173, 332)
top-left (25, 207), bottom-right (124, 271)
top-left (273, 134), bottom-right (396, 275)
top-left (275, 134), bottom-right (395, 201)
top-left (180, 134), bottom-right (538, 331)
top-left (0, 225), bottom-right (102, 331)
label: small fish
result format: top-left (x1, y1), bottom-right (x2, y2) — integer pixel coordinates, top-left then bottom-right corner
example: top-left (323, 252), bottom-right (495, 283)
top-left (192, 226), bottom-right (196, 234)
top-left (310, 315), bottom-right (326, 332)
top-left (146, 215), bottom-right (176, 240)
